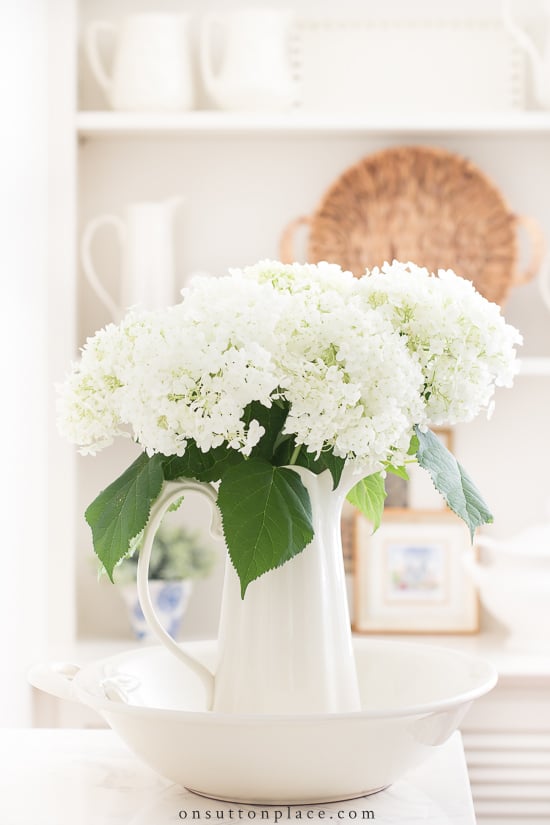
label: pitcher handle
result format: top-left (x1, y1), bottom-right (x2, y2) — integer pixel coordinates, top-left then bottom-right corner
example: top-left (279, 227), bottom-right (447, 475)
top-left (136, 479), bottom-right (222, 708)
top-left (81, 214), bottom-right (125, 322)
top-left (279, 215), bottom-right (311, 264)
top-left (85, 20), bottom-right (117, 103)
top-left (501, 1), bottom-right (540, 70)
top-left (200, 13), bottom-right (225, 105)
top-left (538, 248), bottom-right (550, 314)
top-left (501, 0), bottom-right (550, 106)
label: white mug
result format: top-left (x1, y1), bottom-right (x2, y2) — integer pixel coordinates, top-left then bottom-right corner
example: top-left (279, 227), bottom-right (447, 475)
top-left (85, 14), bottom-right (194, 111)
top-left (81, 197), bottom-right (185, 323)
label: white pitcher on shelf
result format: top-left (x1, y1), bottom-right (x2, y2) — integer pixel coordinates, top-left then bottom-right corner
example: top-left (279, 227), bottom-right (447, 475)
top-left (85, 14), bottom-right (194, 111)
top-left (464, 524), bottom-right (550, 639)
top-left (501, 0), bottom-right (550, 108)
top-left (81, 197), bottom-right (184, 323)
top-left (200, 9), bottom-right (296, 111)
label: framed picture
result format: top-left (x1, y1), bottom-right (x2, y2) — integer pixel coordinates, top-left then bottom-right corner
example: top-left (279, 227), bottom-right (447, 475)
top-left (353, 508), bottom-right (479, 634)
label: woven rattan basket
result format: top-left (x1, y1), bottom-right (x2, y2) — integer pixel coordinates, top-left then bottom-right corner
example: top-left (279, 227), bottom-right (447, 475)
top-left (280, 146), bottom-right (544, 304)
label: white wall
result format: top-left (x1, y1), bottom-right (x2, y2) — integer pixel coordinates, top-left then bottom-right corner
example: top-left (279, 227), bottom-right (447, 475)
top-left (0, 1), bottom-right (49, 725)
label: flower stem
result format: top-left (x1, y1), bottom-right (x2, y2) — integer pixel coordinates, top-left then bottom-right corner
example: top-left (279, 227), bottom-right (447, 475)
top-left (289, 444), bottom-right (302, 465)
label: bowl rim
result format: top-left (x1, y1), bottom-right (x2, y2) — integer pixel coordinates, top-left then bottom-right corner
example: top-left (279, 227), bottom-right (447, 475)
top-left (73, 638), bottom-right (498, 723)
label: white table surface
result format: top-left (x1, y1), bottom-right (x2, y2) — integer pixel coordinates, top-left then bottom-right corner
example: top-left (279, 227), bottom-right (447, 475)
top-left (0, 729), bottom-right (475, 825)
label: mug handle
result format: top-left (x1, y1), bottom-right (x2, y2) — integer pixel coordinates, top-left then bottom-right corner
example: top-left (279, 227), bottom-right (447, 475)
top-left (136, 480), bottom-right (222, 709)
top-left (199, 13), bottom-right (225, 104)
top-left (85, 20), bottom-right (117, 103)
top-left (81, 214), bottom-right (125, 322)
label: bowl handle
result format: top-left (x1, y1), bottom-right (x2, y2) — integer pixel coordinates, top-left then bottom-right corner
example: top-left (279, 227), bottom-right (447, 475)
top-left (136, 479), bottom-right (222, 709)
top-left (28, 662), bottom-right (81, 702)
top-left (513, 214), bottom-right (546, 287)
top-left (279, 215), bottom-right (311, 263)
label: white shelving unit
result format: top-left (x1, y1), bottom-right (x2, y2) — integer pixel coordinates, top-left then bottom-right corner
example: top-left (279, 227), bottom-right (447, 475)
top-left (49, 2), bottom-right (550, 636)
top-left (518, 357), bottom-right (550, 375)
top-left (51, 0), bottom-right (550, 665)
top-left (76, 109), bottom-right (550, 137)
top-left (47, 2), bottom-right (550, 820)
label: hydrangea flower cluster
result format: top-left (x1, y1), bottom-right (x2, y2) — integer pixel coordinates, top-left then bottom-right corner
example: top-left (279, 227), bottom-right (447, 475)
top-left (58, 260), bottom-right (521, 476)
top-left (359, 261), bottom-right (522, 426)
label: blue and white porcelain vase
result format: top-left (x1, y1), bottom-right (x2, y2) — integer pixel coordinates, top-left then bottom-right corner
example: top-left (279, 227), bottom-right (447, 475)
top-left (120, 580), bottom-right (193, 641)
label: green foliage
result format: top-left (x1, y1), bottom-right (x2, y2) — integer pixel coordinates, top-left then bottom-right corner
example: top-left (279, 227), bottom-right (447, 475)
top-left (242, 400), bottom-right (289, 461)
top-left (84, 407), bottom-right (493, 599)
top-left (217, 458), bottom-right (314, 598)
top-left (384, 463), bottom-right (409, 480)
top-left (85, 452), bottom-right (164, 582)
top-left (407, 434), bottom-right (420, 455)
top-left (346, 472), bottom-right (387, 531)
top-left (298, 449), bottom-right (346, 490)
top-left (413, 426), bottom-right (493, 538)
top-left (273, 438), bottom-right (346, 490)
top-left (162, 440), bottom-right (242, 483)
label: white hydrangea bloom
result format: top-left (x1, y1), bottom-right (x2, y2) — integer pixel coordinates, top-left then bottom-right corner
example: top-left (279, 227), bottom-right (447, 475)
top-left (243, 266), bottom-right (424, 473)
top-left (57, 259), bottom-right (520, 469)
top-left (359, 261), bottom-right (523, 426)
top-left (56, 321), bottom-right (132, 455)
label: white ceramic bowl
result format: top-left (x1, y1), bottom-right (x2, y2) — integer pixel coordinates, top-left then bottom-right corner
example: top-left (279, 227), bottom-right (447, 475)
top-left (30, 638), bottom-right (496, 805)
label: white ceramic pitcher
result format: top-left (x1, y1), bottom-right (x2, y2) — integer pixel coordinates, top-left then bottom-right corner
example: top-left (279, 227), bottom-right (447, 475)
top-left (200, 9), bottom-right (296, 111)
top-left (85, 14), bottom-right (194, 110)
top-left (502, 0), bottom-right (550, 108)
top-left (81, 197), bottom-right (184, 323)
top-left (464, 527), bottom-right (550, 638)
top-left (137, 468), bottom-right (361, 715)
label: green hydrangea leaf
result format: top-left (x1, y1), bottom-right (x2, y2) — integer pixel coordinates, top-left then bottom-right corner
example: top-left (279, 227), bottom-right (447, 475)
top-left (162, 440), bottom-right (242, 484)
top-left (414, 425), bottom-right (493, 538)
top-left (242, 400), bottom-right (289, 461)
top-left (273, 439), bottom-right (346, 490)
top-left (85, 452), bottom-right (165, 581)
top-left (289, 447), bottom-right (345, 489)
top-left (217, 458), bottom-right (314, 598)
top-left (272, 437), bottom-right (295, 466)
top-left (407, 434), bottom-right (420, 455)
top-left (347, 472), bottom-right (387, 531)
top-left (384, 463), bottom-right (410, 480)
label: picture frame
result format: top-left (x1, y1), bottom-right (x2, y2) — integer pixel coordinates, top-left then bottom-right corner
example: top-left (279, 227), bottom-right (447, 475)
top-left (353, 508), bottom-right (479, 634)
